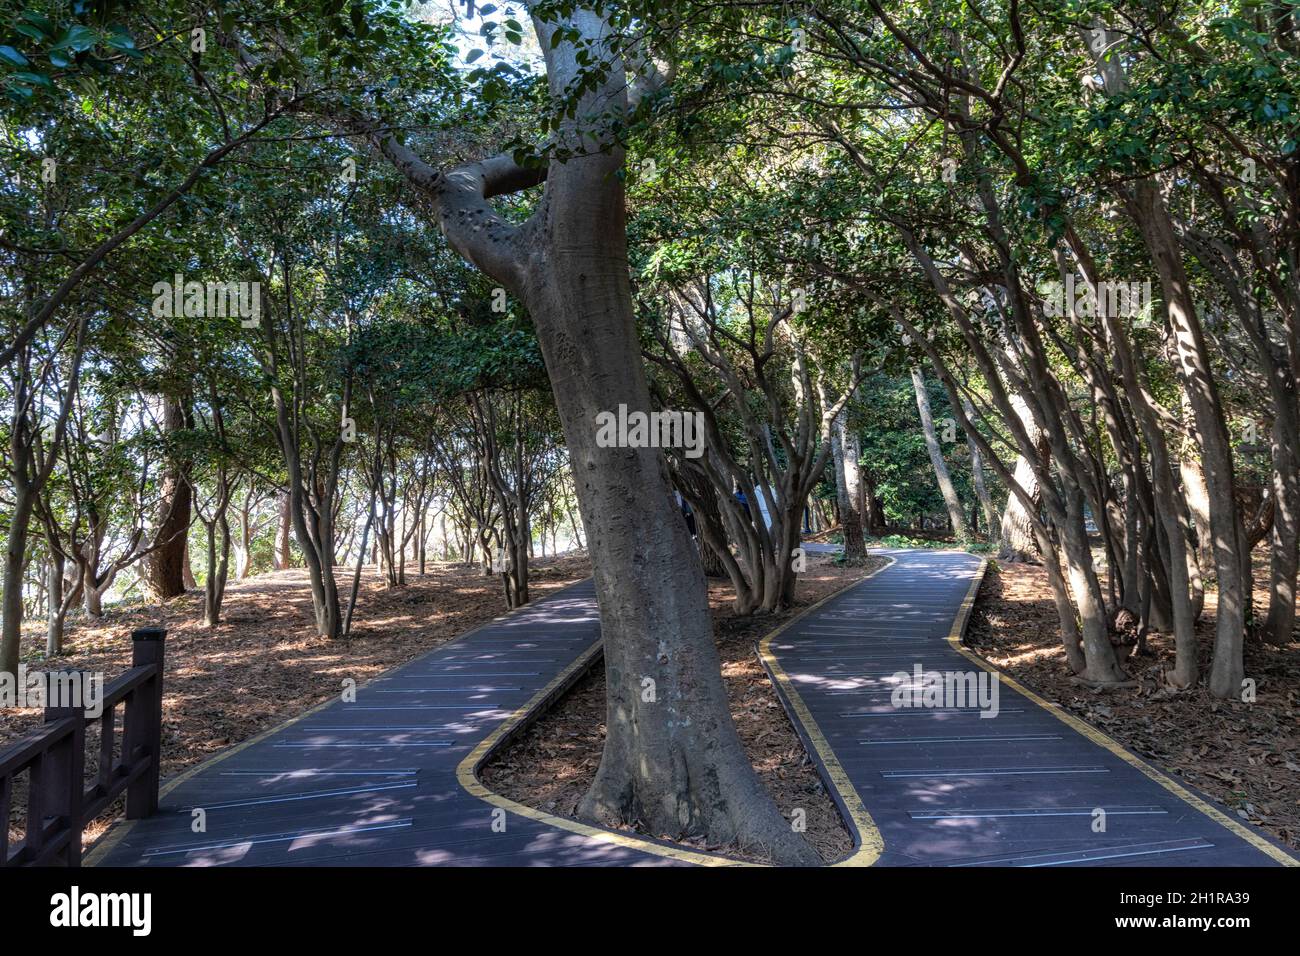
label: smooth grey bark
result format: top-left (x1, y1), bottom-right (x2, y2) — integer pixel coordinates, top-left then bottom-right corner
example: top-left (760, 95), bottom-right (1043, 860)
top-left (904, 324), bottom-right (1089, 674)
top-left (998, 452), bottom-right (1040, 561)
top-left (910, 368), bottom-right (970, 540)
top-left (648, 292), bottom-right (862, 613)
top-left (960, 395), bottom-right (999, 543)
top-left (891, 238), bottom-right (1123, 681)
top-left (1130, 188), bottom-right (1246, 697)
top-left (202, 515), bottom-right (231, 627)
top-left (832, 412), bottom-right (867, 562)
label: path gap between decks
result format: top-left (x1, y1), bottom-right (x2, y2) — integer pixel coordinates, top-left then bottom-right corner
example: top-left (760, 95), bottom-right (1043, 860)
top-left (88, 551), bottom-right (1298, 867)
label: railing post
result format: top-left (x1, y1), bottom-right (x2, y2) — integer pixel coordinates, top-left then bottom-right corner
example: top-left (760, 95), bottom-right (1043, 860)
top-left (43, 677), bottom-right (86, 867)
top-left (125, 627), bottom-right (166, 820)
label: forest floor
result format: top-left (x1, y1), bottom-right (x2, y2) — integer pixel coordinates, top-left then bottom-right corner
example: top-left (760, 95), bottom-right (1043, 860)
top-left (481, 553), bottom-right (882, 864)
top-left (967, 558), bottom-right (1300, 850)
top-left (1, 554), bottom-right (591, 849)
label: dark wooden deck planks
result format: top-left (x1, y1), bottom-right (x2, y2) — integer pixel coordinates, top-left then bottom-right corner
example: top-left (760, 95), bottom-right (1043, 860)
top-left (92, 551), bottom-right (1297, 867)
top-left (768, 549), bottom-right (1299, 867)
top-left (92, 581), bottom-right (676, 866)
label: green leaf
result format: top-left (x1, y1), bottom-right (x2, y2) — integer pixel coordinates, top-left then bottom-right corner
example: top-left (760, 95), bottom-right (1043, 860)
top-left (0, 45), bottom-right (28, 66)
top-left (50, 25), bottom-right (98, 53)
top-left (105, 26), bottom-right (138, 51)
top-left (19, 10), bottom-right (55, 34)
top-left (12, 71), bottom-right (54, 88)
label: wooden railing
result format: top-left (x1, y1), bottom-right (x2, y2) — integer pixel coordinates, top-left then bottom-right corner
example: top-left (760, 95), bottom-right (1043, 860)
top-left (1, 626), bottom-right (165, 866)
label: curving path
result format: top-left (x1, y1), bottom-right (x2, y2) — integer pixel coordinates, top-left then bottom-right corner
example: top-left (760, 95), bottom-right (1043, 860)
top-left (89, 581), bottom-right (683, 867)
top-left (763, 549), bottom-right (1298, 867)
top-left (89, 550), bottom-right (1298, 867)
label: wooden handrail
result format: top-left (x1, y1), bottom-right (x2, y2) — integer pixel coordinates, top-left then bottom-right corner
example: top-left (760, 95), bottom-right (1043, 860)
top-left (1, 626), bottom-right (166, 866)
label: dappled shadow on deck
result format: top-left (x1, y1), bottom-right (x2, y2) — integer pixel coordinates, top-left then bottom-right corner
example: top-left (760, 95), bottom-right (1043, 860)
top-left (768, 549), bottom-right (1299, 867)
top-left (92, 581), bottom-right (684, 867)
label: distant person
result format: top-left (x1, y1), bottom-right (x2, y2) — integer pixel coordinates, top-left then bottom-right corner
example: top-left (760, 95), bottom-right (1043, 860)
top-left (735, 488), bottom-right (751, 522)
top-left (675, 491), bottom-right (697, 538)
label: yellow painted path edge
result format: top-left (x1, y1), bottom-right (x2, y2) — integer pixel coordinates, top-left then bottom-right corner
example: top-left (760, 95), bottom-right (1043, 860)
top-left (85, 575), bottom-right (596, 867)
top-left (758, 554), bottom-right (897, 867)
top-left (454, 638), bottom-right (751, 867)
top-left (457, 554), bottom-right (901, 868)
top-left (948, 557), bottom-right (1298, 868)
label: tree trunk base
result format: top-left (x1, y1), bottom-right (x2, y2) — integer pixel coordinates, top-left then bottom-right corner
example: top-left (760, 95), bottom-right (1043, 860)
top-left (577, 765), bottom-right (821, 867)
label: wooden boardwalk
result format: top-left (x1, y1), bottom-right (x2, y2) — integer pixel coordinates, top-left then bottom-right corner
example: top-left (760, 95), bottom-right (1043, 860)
top-left (764, 549), bottom-right (1298, 867)
top-left (88, 581), bottom-right (682, 866)
top-left (89, 551), bottom-right (1298, 867)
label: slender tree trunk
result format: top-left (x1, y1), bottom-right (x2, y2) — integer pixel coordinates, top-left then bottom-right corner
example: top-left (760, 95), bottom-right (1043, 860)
top-left (235, 497), bottom-right (254, 580)
top-left (45, 553), bottom-right (64, 657)
top-left (274, 491), bottom-right (293, 570)
top-left (343, 483), bottom-right (378, 638)
top-left (961, 396), bottom-right (999, 542)
top-left (832, 414), bottom-right (867, 562)
top-left (1, 484), bottom-right (35, 676)
top-left (911, 368), bottom-right (970, 540)
top-left (182, 546), bottom-right (196, 590)
top-left (1265, 415), bottom-right (1299, 645)
top-left (418, 508), bottom-right (427, 575)
top-left (203, 517), bottom-right (232, 627)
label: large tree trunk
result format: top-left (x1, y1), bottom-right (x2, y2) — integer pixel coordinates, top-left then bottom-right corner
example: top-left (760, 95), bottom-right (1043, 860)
top-left (350, 4), bottom-right (816, 863)
top-left (998, 393), bottom-right (1044, 563)
top-left (910, 368), bottom-right (970, 540)
top-left (83, 578), bottom-right (105, 617)
top-left (527, 185), bottom-right (808, 859)
top-left (141, 395), bottom-right (192, 600)
top-left (504, 9), bottom-right (816, 864)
